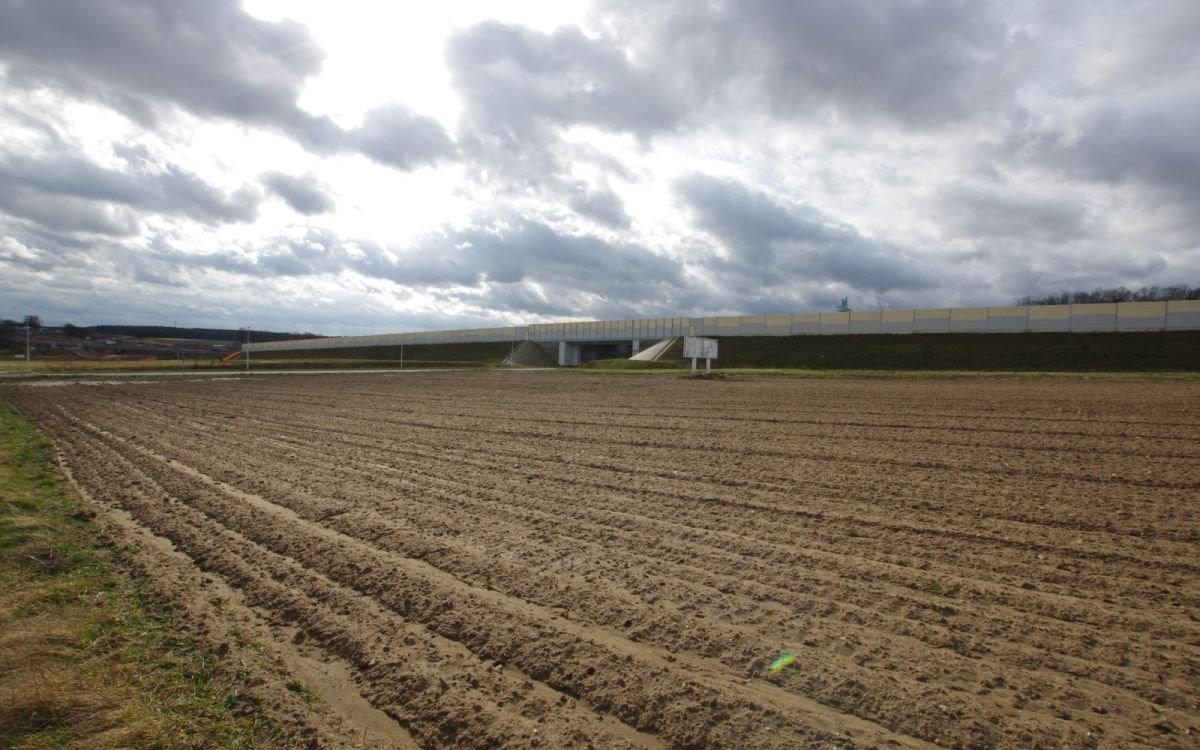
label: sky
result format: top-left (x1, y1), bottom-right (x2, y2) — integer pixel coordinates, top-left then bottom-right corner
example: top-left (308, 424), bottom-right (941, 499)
top-left (1, 0), bottom-right (1197, 335)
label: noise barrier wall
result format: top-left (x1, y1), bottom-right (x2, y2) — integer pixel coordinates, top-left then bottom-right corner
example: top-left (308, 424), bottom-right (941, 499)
top-left (244, 300), bottom-right (1200, 353)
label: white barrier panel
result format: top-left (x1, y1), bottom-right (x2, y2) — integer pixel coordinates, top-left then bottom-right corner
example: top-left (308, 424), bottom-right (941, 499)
top-left (1070, 303), bottom-right (1118, 332)
top-left (815, 312), bottom-right (845, 334)
top-left (1028, 306), bottom-right (1070, 332)
top-left (739, 315), bottom-right (768, 335)
top-left (764, 315), bottom-right (792, 335)
top-left (1166, 300), bottom-right (1200, 330)
top-left (849, 311), bottom-right (882, 334)
top-left (988, 306), bottom-right (1027, 333)
top-left (791, 313), bottom-right (821, 335)
top-left (1118, 301), bottom-right (1167, 330)
top-left (949, 307), bottom-right (988, 333)
top-left (881, 309), bottom-right (914, 334)
top-left (914, 309), bottom-right (949, 333)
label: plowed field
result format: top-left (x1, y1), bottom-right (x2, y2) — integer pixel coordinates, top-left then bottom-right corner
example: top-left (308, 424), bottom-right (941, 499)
top-left (4, 372), bottom-right (1198, 749)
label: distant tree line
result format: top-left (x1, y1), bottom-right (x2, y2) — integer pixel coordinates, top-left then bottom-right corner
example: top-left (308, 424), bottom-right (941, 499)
top-left (0, 316), bottom-right (42, 349)
top-left (85, 325), bottom-right (322, 343)
top-left (0, 318), bottom-right (323, 350)
top-left (1016, 285), bottom-right (1200, 306)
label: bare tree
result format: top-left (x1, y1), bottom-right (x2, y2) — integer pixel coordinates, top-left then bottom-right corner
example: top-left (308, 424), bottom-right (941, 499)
top-left (1019, 285), bottom-right (1198, 305)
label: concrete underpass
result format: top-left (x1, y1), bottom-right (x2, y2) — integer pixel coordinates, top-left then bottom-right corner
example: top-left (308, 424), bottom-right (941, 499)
top-left (555, 339), bottom-right (657, 366)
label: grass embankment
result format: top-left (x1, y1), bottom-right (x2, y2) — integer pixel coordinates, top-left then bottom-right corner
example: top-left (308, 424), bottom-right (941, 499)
top-left (587, 331), bottom-right (1200, 373)
top-left (0, 401), bottom-right (280, 749)
top-left (256, 341), bottom-right (514, 366)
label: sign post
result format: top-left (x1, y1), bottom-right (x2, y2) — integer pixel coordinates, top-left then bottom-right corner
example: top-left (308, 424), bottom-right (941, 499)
top-left (683, 336), bottom-right (718, 374)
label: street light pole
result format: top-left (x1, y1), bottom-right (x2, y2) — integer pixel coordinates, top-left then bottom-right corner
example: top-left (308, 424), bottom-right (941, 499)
top-left (24, 326), bottom-right (31, 373)
top-left (244, 327), bottom-right (250, 373)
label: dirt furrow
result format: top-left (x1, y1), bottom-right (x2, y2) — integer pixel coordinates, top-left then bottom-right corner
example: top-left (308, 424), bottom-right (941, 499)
top-left (42, 398), bottom-right (1196, 744)
top-left (5, 372), bottom-right (1197, 750)
top-left (44, 396), bottom-right (1190, 681)
top-left (53, 409), bottom-right (925, 750)
top-left (43, 412), bottom-right (666, 749)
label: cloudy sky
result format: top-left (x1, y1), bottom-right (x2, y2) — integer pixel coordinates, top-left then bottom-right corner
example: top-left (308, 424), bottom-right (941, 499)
top-left (1, 0), bottom-right (1197, 334)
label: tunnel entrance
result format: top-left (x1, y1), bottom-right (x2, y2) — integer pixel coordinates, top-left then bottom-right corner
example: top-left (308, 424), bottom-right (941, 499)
top-left (577, 342), bottom-right (633, 364)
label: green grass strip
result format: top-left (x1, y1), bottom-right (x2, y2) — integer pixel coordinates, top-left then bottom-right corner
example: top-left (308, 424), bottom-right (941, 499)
top-left (0, 400), bottom-right (284, 749)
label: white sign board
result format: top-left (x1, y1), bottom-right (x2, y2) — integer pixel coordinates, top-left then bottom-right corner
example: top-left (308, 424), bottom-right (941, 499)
top-left (683, 336), bottom-right (718, 359)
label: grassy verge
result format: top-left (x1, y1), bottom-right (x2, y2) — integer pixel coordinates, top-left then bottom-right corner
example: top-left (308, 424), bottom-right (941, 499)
top-left (700, 331), bottom-right (1200, 371)
top-left (255, 341), bottom-right (514, 364)
top-left (581, 331), bottom-right (1200, 373)
top-left (580, 366), bottom-right (1200, 380)
top-left (239, 357), bottom-right (495, 369)
top-left (0, 401), bottom-right (282, 749)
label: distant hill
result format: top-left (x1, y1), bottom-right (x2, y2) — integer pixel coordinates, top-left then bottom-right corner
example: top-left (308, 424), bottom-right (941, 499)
top-left (83, 325), bottom-right (323, 343)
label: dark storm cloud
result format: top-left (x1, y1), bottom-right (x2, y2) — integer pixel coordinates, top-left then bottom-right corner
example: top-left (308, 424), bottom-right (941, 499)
top-left (567, 183), bottom-right (632, 229)
top-left (0, 192), bottom-right (140, 237)
top-left (0, 149), bottom-right (259, 228)
top-left (1008, 96), bottom-right (1200, 207)
top-left (451, 276), bottom-right (696, 321)
top-left (54, 217), bottom-right (686, 319)
top-left (149, 232), bottom-right (344, 280)
top-left (935, 184), bottom-right (1090, 243)
top-left (0, 0), bottom-right (456, 171)
top-left (447, 21), bottom-right (683, 139)
top-left (0, 0), bottom-right (322, 126)
top-left (599, 0), bottom-right (1030, 127)
top-left (464, 220), bottom-right (681, 289)
top-left (260, 172), bottom-right (335, 216)
top-left (352, 105), bottom-right (458, 170)
top-left (359, 219), bottom-right (684, 295)
top-left (675, 174), bottom-right (932, 292)
top-left (445, 21), bottom-right (678, 223)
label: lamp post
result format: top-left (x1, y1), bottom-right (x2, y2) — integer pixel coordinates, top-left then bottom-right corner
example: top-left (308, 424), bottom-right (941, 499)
top-left (23, 325), bottom-right (31, 373)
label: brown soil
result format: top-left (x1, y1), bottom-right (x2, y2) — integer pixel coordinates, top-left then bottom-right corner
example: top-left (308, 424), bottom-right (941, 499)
top-left (3, 372), bottom-right (1198, 749)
